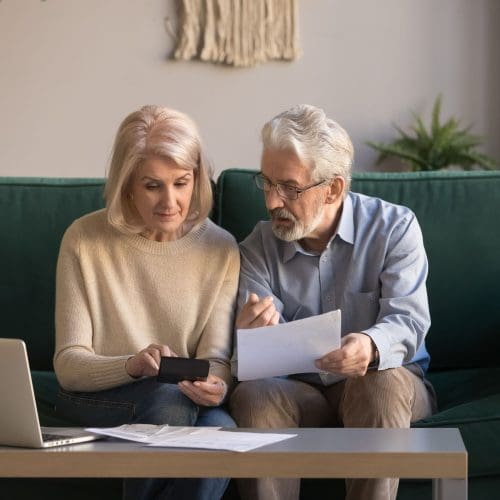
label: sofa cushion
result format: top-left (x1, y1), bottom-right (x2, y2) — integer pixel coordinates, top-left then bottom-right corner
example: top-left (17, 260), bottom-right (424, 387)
top-left (428, 367), bottom-right (500, 410)
top-left (31, 370), bottom-right (69, 426)
top-left (414, 394), bottom-right (500, 477)
top-left (0, 178), bottom-right (105, 370)
top-left (414, 366), bottom-right (500, 477)
top-left (215, 168), bottom-right (268, 242)
top-left (215, 169), bottom-right (500, 371)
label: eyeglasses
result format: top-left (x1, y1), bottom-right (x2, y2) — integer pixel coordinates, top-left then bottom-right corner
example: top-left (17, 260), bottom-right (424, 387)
top-left (253, 173), bottom-right (328, 200)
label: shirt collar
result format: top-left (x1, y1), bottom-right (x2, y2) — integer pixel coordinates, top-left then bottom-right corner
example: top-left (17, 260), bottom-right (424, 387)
top-left (280, 193), bottom-right (355, 263)
top-left (336, 192), bottom-right (355, 245)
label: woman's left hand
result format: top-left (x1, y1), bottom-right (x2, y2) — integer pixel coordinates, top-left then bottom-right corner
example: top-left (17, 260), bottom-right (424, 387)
top-left (178, 374), bottom-right (227, 407)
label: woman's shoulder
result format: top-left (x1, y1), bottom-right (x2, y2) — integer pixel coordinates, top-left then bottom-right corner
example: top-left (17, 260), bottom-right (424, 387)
top-left (62, 209), bottom-right (109, 241)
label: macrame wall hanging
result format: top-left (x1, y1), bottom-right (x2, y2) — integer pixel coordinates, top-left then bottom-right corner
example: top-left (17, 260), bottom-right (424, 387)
top-left (173, 0), bottom-right (300, 67)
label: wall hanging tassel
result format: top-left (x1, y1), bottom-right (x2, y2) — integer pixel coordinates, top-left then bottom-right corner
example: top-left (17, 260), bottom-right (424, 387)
top-left (174, 0), bottom-right (300, 67)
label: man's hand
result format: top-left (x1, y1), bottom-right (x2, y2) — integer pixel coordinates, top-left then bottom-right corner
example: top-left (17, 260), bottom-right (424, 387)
top-left (125, 344), bottom-right (178, 378)
top-left (235, 293), bottom-right (280, 329)
top-left (178, 374), bottom-right (228, 407)
top-left (315, 333), bottom-right (377, 377)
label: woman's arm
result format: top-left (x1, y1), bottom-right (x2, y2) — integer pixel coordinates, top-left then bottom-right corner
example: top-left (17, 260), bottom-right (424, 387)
top-left (53, 223), bottom-right (134, 392)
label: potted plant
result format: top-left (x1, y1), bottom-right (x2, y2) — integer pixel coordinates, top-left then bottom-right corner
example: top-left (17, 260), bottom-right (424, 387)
top-left (367, 96), bottom-right (498, 171)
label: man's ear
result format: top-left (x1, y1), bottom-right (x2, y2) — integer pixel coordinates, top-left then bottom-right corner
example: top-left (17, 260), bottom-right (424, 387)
top-left (325, 176), bottom-right (346, 203)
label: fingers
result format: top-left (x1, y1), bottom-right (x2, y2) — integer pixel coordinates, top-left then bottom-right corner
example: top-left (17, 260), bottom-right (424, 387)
top-left (314, 333), bottom-right (373, 377)
top-left (125, 344), bottom-right (176, 378)
top-left (270, 309), bottom-right (280, 325)
top-left (178, 375), bottom-right (227, 407)
top-left (236, 294), bottom-right (278, 329)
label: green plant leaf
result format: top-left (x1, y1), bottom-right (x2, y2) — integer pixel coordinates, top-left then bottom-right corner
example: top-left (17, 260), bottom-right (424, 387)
top-left (431, 94), bottom-right (443, 137)
top-left (366, 141), bottom-right (431, 170)
top-left (366, 95), bottom-right (499, 171)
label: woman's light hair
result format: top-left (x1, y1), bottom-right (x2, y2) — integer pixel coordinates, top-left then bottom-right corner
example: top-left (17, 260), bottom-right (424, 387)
top-left (261, 104), bottom-right (354, 193)
top-left (104, 105), bottom-right (213, 234)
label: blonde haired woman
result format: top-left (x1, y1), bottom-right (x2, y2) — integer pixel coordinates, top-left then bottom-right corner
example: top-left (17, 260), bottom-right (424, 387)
top-left (54, 105), bottom-right (239, 500)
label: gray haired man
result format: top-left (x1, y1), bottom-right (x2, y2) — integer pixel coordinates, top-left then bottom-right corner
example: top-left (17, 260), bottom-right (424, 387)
top-left (229, 104), bottom-right (437, 500)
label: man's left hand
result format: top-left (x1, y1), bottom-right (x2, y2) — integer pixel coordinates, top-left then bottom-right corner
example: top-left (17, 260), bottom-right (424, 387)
top-left (315, 333), bottom-right (376, 377)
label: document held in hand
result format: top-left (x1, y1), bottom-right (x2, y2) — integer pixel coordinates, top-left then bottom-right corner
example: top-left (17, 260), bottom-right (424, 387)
top-left (236, 309), bottom-right (341, 381)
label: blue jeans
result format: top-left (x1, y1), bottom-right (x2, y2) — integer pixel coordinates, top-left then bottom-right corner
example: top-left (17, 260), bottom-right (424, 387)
top-left (56, 377), bottom-right (235, 500)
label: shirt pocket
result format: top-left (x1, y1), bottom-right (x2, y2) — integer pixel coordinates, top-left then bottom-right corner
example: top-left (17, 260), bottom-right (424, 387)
top-left (342, 290), bottom-right (380, 333)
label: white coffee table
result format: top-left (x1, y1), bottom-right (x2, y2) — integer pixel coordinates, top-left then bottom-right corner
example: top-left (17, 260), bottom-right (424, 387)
top-left (0, 427), bottom-right (467, 500)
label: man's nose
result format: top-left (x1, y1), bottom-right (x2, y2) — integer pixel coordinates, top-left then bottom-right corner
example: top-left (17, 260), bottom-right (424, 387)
top-left (265, 186), bottom-right (284, 211)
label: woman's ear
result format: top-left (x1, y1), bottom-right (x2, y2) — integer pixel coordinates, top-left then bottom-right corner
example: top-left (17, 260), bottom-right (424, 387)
top-left (325, 176), bottom-right (346, 203)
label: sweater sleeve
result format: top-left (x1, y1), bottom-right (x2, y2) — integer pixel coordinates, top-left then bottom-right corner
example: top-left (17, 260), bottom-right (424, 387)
top-left (195, 240), bottom-right (240, 389)
top-left (53, 223), bottom-right (136, 392)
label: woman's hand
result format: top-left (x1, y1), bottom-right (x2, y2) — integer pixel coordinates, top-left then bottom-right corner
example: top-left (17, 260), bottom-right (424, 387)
top-left (178, 374), bottom-right (228, 407)
top-left (125, 344), bottom-right (178, 378)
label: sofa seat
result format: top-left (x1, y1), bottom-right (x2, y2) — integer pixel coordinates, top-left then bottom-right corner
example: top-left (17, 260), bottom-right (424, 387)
top-left (32, 371), bottom-right (69, 427)
top-left (416, 368), bottom-right (500, 478)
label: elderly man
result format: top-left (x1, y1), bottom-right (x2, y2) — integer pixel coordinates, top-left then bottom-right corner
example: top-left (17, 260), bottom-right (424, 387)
top-left (229, 104), bottom-right (437, 500)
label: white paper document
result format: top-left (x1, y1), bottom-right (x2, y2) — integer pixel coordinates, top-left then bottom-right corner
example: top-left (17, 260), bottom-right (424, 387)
top-left (237, 309), bottom-right (341, 381)
top-left (86, 424), bottom-right (296, 452)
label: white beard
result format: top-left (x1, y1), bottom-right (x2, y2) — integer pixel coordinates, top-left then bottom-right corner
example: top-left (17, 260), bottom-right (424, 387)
top-left (270, 205), bottom-right (325, 242)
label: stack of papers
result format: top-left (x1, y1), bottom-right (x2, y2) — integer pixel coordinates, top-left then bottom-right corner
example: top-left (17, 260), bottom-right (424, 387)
top-left (86, 424), bottom-right (296, 453)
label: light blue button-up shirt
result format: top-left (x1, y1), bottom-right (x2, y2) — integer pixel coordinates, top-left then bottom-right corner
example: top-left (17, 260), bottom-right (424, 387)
top-left (237, 191), bottom-right (431, 384)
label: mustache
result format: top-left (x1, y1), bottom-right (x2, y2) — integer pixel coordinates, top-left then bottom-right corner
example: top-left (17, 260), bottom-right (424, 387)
top-left (270, 208), bottom-right (297, 222)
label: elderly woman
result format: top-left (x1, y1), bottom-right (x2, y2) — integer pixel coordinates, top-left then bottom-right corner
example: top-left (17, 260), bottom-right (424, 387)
top-left (54, 105), bottom-right (239, 500)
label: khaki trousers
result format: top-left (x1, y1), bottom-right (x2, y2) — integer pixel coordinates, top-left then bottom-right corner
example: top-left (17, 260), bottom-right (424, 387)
top-left (229, 367), bottom-right (436, 500)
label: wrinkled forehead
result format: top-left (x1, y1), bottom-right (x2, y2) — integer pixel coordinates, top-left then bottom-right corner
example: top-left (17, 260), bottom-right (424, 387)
top-left (260, 148), bottom-right (313, 184)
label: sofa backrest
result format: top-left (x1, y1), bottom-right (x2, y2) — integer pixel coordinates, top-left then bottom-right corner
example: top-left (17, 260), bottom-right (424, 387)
top-left (2, 171), bottom-right (499, 373)
top-left (216, 169), bottom-right (500, 371)
top-left (0, 178), bottom-right (105, 370)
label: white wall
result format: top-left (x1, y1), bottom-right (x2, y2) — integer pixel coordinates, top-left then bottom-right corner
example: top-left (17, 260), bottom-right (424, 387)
top-left (1, 0), bottom-right (498, 178)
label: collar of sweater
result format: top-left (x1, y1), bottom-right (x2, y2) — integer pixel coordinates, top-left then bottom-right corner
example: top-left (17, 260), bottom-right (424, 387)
top-left (122, 219), bottom-right (208, 255)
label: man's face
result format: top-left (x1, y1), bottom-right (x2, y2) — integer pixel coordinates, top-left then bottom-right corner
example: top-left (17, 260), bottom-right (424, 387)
top-left (260, 149), bottom-right (331, 242)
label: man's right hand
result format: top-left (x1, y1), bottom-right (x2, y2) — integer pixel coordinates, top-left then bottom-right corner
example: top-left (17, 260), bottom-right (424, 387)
top-left (235, 293), bottom-right (280, 329)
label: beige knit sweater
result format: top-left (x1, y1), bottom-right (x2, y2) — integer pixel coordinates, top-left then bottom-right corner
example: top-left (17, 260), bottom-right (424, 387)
top-left (54, 209), bottom-right (239, 392)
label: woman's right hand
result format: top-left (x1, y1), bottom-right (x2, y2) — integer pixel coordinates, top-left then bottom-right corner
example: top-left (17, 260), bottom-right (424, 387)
top-left (125, 344), bottom-right (177, 378)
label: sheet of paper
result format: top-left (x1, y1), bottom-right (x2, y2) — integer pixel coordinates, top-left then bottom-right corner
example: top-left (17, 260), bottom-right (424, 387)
top-left (148, 428), bottom-right (296, 452)
top-left (85, 424), bottom-right (202, 442)
top-left (85, 424), bottom-right (296, 452)
top-left (237, 309), bottom-right (341, 381)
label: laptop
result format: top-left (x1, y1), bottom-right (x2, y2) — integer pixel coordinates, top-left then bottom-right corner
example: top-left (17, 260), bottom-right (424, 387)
top-left (0, 338), bottom-right (102, 448)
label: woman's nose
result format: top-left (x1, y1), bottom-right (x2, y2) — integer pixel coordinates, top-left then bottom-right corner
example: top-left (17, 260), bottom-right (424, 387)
top-left (160, 188), bottom-right (175, 208)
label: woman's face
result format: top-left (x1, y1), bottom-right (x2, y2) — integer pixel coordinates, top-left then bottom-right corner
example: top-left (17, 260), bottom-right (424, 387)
top-left (130, 157), bottom-right (195, 242)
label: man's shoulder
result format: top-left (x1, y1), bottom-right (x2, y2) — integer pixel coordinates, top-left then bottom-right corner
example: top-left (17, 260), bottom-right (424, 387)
top-left (240, 220), bottom-right (274, 248)
top-left (349, 191), bottom-right (415, 226)
top-left (203, 218), bottom-right (239, 249)
top-left (238, 220), bottom-right (283, 265)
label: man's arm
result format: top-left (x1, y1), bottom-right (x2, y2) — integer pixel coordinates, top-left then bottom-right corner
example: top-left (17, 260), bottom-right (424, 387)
top-left (364, 213), bottom-right (430, 370)
top-left (317, 213), bottom-right (430, 377)
top-left (236, 224), bottom-right (285, 326)
top-left (231, 227), bottom-right (283, 375)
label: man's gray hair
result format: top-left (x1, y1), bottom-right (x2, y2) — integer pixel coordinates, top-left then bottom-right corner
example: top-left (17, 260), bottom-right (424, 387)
top-left (261, 104), bottom-right (354, 192)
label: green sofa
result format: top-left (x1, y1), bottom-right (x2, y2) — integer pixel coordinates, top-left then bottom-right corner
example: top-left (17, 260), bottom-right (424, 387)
top-left (1, 170), bottom-right (500, 499)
